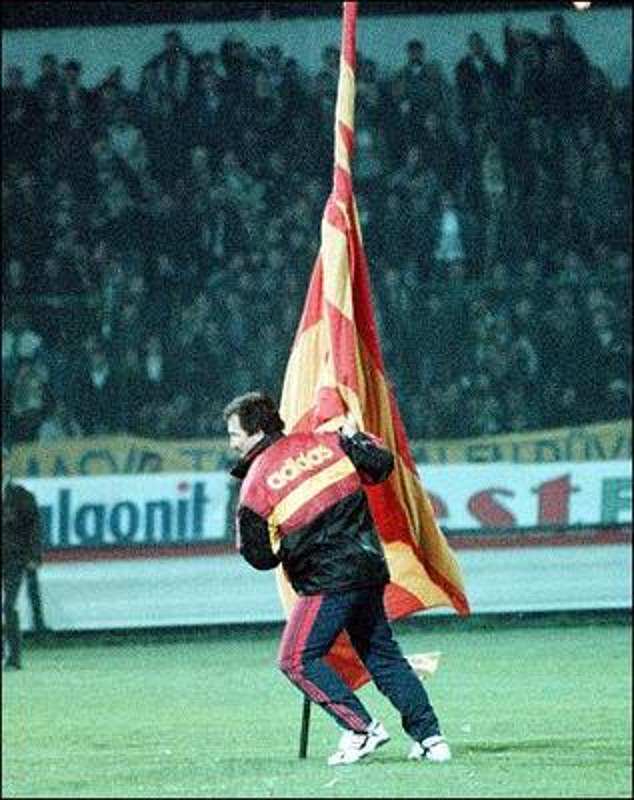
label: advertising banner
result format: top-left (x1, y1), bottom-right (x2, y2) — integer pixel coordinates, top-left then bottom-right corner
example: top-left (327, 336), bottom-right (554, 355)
top-left (25, 472), bottom-right (231, 550)
top-left (422, 460), bottom-right (631, 530)
top-left (21, 459), bottom-right (631, 554)
top-left (9, 419), bottom-right (632, 478)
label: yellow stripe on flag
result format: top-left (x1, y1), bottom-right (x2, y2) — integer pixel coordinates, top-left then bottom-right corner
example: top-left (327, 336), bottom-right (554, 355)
top-left (322, 220), bottom-right (353, 319)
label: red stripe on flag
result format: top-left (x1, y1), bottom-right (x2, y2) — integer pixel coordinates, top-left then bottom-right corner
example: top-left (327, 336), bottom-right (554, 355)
top-left (326, 300), bottom-right (359, 394)
top-left (325, 630), bottom-right (368, 691)
top-left (365, 481), bottom-right (413, 546)
top-left (341, 2), bottom-right (357, 69)
top-left (296, 256), bottom-right (323, 338)
top-left (347, 219), bottom-right (385, 369)
top-left (334, 163), bottom-right (354, 201)
top-left (337, 121), bottom-right (355, 172)
top-left (384, 582), bottom-right (427, 619)
top-left (338, 120), bottom-right (354, 158)
top-left (324, 194), bottom-right (348, 234)
top-left (424, 559), bottom-right (470, 615)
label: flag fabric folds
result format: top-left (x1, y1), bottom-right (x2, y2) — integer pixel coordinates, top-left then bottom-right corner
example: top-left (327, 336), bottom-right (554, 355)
top-left (277, 0), bottom-right (470, 690)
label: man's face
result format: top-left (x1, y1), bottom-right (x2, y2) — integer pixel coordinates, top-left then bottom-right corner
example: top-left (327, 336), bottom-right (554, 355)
top-left (227, 414), bottom-right (262, 457)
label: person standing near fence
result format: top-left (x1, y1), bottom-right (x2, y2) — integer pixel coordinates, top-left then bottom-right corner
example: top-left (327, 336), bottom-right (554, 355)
top-left (2, 444), bottom-right (45, 670)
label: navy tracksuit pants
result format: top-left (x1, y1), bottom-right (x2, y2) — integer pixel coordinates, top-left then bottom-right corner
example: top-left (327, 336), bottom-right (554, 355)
top-left (278, 585), bottom-right (440, 742)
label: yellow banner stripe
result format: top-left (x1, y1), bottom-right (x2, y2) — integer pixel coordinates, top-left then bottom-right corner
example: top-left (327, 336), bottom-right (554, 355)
top-left (383, 541), bottom-right (452, 609)
top-left (335, 62), bottom-right (355, 132)
top-left (322, 218), bottom-right (353, 319)
top-left (269, 456), bottom-right (356, 534)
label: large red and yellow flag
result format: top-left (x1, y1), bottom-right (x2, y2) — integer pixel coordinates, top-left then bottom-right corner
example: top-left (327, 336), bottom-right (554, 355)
top-left (278, 1), bottom-right (470, 690)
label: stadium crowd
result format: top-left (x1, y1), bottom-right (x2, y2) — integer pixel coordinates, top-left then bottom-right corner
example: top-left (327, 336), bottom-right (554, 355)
top-left (2, 13), bottom-right (631, 444)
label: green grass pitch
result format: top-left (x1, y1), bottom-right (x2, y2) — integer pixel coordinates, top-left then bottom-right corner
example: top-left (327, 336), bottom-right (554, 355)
top-left (2, 616), bottom-right (631, 798)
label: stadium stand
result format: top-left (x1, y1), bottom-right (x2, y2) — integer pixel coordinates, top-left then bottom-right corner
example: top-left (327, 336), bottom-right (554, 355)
top-left (2, 16), bottom-right (631, 443)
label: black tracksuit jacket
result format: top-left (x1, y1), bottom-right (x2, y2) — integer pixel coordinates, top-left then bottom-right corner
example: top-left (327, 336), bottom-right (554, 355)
top-left (231, 430), bottom-right (394, 595)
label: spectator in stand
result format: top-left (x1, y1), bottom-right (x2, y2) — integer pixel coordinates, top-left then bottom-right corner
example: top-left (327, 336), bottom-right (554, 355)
top-left (37, 400), bottom-right (83, 441)
top-left (192, 53), bottom-right (229, 166)
top-left (455, 32), bottom-right (506, 135)
top-left (464, 372), bottom-right (505, 436)
top-left (585, 305), bottom-right (629, 403)
top-left (355, 126), bottom-right (387, 196)
top-left (508, 333), bottom-right (540, 395)
top-left (58, 60), bottom-right (94, 189)
top-left (140, 39), bottom-right (189, 185)
top-left (2, 66), bottom-right (40, 169)
top-left (7, 171), bottom-right (48, 266)
top-left (74, 344), bottom-right (119, 434)
top-left (398, 39), bottom-right (448, 120)
top-left (90, 166), bottom-right (139, 253)
top-left (579, 141), bottom-right (630, 251)
top-left (147, 29), bottom-right (195, 114)
top-left (503, 385), bottom-right (541, 432)
top-left (316, 43), bottom-right (340, 94)
top-left (540, 285), bottom-right (594, 416)
top-left (33, 53), bottom-right (61, 103)
top-left (479, 138), bottom-right (513, 270)
top-left (549, 193), bottom-right (590, 260)
top-left (511, 294), bottom-right (540, 344)
top-left (106, 104), bottom-right (146, 169)
top-left (6, 360), bottom-right (54, 444)
top-left (93, 66), bottom-right (134, 134)
top-left (248, 66), bottom-right (285, 160)
top-left (137, 334), bottom-right (174, 407)
top-left (431, 190), bottom-right (467, 280)
top-left (419, 110), bottom-right (461, 193)
top-left (381, 74), bottom-right (416, 161)
top-left (540, 13), bottom-right (590, 124)
top-left (585, 65), bottom-right (614, 137)
top-left (380, 193), bottom-right (412, 266)
top-left (37, 254), bottom-right (85, 296)
top-left (542, 378), bottom-right (584, 429)
top-left (2, 257), bottom-right (34, 298)
top-left (5, 313), bottom-right (43, 365)
top-left (218, 34), bottom-right (259, 147)
top-left (503, 23), bottom-right (545, 120)
top-left (435, 381), bottom-right (471, 438)
top-left (355, 57), bottom-right (383, 131)
top-left (602, 379), bottom-right (631, 421)
top-left (606, 102), bottom-right (631, 179)
top-left (137, 61), bottom-right (172, 176)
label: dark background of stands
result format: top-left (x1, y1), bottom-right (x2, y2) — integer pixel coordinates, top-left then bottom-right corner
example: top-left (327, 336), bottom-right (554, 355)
top-left (2, 1), bottom-right (631, 447)
top-left (4, 1), bottom-right (630, 30)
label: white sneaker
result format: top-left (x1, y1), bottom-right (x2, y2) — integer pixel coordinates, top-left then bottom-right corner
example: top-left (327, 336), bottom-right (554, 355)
top-left (408, 735), bottom-right (452, 763)
top-left (327, 720), bottom-right (390, 766)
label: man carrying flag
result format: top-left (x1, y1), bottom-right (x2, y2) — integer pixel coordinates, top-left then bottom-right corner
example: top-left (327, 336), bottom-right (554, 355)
top-left (224, 391), bottom-right (451, 765)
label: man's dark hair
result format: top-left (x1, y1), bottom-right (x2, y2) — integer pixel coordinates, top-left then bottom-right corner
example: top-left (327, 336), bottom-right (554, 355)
top-left (223, 392), bottom-right (285, 436)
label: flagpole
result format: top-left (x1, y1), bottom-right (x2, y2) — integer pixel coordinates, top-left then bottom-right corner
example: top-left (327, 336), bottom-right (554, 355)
top-left (295, 0), bottom-right (360, 759)
top-left (299, 696), bottom-right (312, 758)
